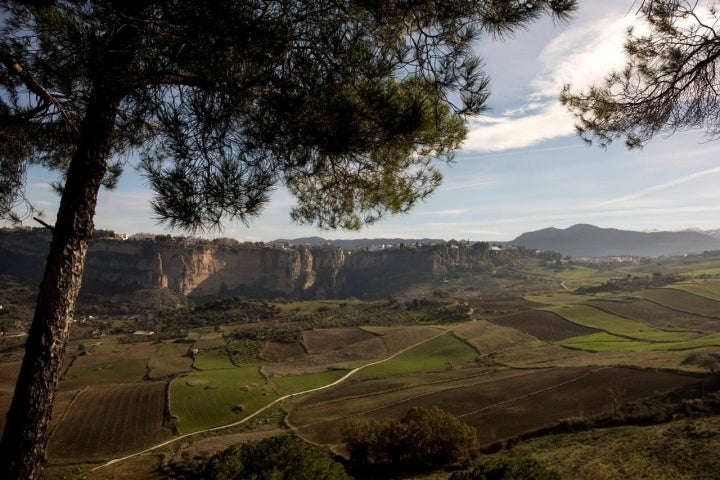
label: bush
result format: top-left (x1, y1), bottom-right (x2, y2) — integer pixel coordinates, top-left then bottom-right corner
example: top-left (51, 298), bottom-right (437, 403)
top-left (449, 457), bottom-right (560, 480)
top-left (342, 406), bottom-right (478, 470)
top-left (194, 435), bottom-right (351, 480)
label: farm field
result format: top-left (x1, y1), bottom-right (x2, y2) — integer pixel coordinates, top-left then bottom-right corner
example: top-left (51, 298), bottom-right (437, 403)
top-left (640, 288), bottom-right (720, 317)
top-left (260, 340), bottom-right (306, 362)
top-left (290, 366), bottom-right (697, 448)
top-left (588, 297), bottom-right (720, 332)
top-left (556, 332), bottom-right (660, 351)
top-left (357, 331), bottom-right (476, 379)
top-left (490, 310), bottom-right (599, 340)
top-left (453, 320), bottom-right (585, 366)
top-left (302, 327), bottom-right (376, 354)
top-left (545, 304), bottom-right (699, 342)
top-left (169, 367), bottom-right (275, 433)
top-left (58, 339), bottom-right (158, 389)
top-left (524, 264), bottom-right (615, 289)
top-left (147, 341), bottom-right (194, 379)
top-left (46, 383), bottom-right (172, 462)
top-left (666, 279), bottom-right (720, 302)
top-left (2, 251), bottom-right (720, 480)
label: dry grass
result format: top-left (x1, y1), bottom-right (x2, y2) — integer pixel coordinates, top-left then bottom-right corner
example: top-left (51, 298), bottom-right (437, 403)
top-left (489, 415), bottom-right (720, 480)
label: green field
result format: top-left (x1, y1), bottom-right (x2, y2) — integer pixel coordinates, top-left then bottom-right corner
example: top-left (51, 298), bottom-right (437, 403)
top-left (524, 292), bottom-right (595, 305)
top-left (169, 367), bottom-right (276, 433)
top-left (641, 288), bottom-right (720, 317)
top-left (193, 347), bottom-right (237, 370)
top-left (59, 358), bottom-right (149, 389)
top-left (358, 332), bottom-right (477, 379)
top-left (665, 280), bottom-right (720, 302)
top-left (557, 332), bottom-right (654, 351)
top-left (148, 341), bottom-right (194, 379)
top-left (271, 369), bottom-right (348, 395)
top-left (526, 264), bottom-right (614, 287)
top-left (546, 304), bottom-right (698, 342)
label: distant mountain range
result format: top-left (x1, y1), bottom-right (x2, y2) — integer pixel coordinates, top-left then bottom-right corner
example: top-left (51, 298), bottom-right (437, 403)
top-left (274, 225), bottom-right (720, 258)
top-left (511, 224), bottom-right (720, 257)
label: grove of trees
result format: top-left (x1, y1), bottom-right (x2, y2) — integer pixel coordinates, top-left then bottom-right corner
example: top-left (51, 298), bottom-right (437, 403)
top-left (341, 406), bottom-right (479, 470)
top-left (193, 435), bottom-right (351, 480)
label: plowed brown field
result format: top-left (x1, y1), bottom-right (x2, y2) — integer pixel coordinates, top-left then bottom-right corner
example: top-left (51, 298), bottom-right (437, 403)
top-left (303, 327), bottom-right (376, 354)
top-left (47, 382), bottom-right (172, 461)
top-left (260, 341), bottom-right (306, 362)
top-left (641, 289), bottom-right (720, 317)
top-left (589, 298), bottom-right (719, 332)
top-left (491, 310), bottom-right (599, 340)
top-left (290, 366), bottom-right (697, 447)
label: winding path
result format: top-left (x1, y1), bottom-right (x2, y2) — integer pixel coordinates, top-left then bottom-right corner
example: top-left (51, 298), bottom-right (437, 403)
top-left (92, 326), bottom-right (451, 471)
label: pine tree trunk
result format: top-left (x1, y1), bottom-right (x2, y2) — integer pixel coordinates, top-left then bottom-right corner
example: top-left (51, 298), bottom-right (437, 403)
top-left (0, 93), bottom-right (119, 480)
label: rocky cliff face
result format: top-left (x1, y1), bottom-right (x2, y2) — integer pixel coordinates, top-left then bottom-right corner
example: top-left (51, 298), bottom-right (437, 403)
top-left (0, 229), bottom-right (467, 299)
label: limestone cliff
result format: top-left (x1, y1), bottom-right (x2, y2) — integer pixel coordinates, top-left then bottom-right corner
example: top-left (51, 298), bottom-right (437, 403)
top-left (0, 229), bottom-right (482, 299)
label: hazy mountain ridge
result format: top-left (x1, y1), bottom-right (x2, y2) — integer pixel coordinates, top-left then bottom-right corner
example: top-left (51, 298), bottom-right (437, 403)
top-left (512, 224), bottom-right (720, 257)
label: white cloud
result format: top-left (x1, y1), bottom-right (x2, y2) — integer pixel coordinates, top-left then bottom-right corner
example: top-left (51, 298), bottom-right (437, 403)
top-left (463, 11), bottom-right (642, 153)
top-left (531, 15), bottom-right (637, 98)
top-left (439, 178), bottom-right (496, 191)
top-left (462, 102), bottom-right (576, 151)
top-left (420, 209), bottom-right (467, 216)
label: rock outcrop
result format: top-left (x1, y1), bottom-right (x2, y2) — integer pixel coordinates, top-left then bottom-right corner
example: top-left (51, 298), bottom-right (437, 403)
top-left (0, 229), bottom-right (466, 299)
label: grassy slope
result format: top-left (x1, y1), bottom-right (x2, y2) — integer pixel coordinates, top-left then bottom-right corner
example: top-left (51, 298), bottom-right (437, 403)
top-left (480, 415), bottom-right (720, 480)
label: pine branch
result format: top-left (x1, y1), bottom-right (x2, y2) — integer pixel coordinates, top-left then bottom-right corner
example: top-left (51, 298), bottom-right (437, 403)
top-left (0, 45), bottom-right (79, 138)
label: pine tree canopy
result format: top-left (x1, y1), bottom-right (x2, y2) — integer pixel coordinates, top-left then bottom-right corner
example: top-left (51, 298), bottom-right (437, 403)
top-left (1, 0), bottom-right (576, 231)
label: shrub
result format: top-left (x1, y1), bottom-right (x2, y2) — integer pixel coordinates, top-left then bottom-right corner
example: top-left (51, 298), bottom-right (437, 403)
top-left (449, 457), bottom-right (560, 480)
top-left (194, 435), bottom-right (350, 480)
top-left (342, 406), bottom-right (478, 470)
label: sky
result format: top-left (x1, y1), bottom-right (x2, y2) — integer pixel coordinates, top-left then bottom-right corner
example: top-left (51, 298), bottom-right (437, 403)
top-left (19, 1), bottom-right (720, 242)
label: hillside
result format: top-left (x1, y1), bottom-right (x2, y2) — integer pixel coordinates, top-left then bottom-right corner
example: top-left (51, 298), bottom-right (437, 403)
top-left (512, 224), bottom-right (720, 257)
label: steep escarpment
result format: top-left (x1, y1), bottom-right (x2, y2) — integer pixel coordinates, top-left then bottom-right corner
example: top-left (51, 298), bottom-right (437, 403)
top-left (334, 248), bottom-right (435, 297)
top-left (0, 230), bottom-right (351, 298)
top-left (0, 230), bottom-right (492, 300)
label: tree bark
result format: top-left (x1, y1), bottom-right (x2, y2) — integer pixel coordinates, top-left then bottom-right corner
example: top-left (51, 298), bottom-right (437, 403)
top-left (0, 92), bottom-right (119, 480)
top-left (0, 3), bottom-right (148, 475)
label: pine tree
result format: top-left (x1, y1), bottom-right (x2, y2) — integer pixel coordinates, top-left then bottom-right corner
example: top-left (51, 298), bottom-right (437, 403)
top-left (0, 1), bottom-right (576, 478)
